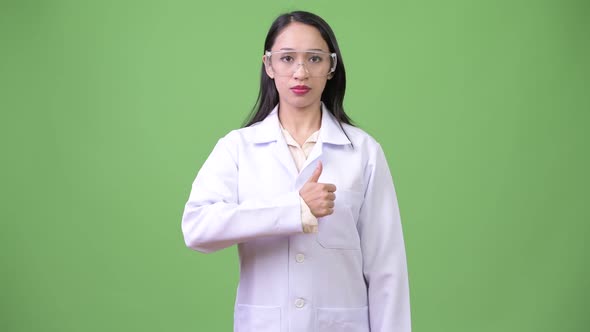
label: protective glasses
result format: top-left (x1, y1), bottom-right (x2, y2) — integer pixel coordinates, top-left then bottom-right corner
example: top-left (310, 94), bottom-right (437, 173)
top-left (264, 50), bottom-right (337, 77)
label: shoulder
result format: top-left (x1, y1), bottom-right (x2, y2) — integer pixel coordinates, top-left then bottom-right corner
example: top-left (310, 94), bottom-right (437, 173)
top-left (341, 123), bottom-right (382, 151)
top-left (212, 121), bottom-right (270, 157)
top-left (217, 124), bottom-right (259, 144)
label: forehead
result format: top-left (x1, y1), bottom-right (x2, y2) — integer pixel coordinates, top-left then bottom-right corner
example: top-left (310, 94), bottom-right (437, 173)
top-left (271, 22), bottom-right (329, 51)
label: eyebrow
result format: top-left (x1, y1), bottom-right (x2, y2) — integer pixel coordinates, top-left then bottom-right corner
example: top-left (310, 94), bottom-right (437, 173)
top-left (279, 47), bottom-right (328, 52)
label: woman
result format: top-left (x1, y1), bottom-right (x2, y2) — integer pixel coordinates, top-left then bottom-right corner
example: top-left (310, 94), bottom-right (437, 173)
top-left (182, 11), bottom-right (411, 332)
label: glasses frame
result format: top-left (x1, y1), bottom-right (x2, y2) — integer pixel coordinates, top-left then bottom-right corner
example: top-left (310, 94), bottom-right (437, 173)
top-left (264, 50), bottom-right (338, 77)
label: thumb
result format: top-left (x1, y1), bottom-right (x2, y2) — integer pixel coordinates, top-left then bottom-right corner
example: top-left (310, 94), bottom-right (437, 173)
top-left (306, 161), bottom-right (323, 183)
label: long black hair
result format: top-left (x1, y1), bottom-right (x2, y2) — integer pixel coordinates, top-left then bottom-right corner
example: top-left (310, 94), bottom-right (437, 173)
top-left (243, 11), bottom-right (353, 127)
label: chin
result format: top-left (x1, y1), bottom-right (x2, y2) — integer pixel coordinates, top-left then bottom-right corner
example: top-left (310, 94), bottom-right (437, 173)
top-left (284, 96), bottom-right (321, 110)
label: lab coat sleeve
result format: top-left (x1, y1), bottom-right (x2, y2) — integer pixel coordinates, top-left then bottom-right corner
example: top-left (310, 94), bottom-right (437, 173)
top-left (358, 144), bottom-right (411, 332)
top-left (182, 136), bottom-right (304, 253)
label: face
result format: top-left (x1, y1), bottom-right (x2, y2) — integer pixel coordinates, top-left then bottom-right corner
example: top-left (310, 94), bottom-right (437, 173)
top-left (264, 22), bottom-right (332, 112)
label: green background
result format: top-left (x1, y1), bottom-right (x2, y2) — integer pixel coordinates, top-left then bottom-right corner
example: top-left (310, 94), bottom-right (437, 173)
top-left (1, 0), bottom-right (588, 331)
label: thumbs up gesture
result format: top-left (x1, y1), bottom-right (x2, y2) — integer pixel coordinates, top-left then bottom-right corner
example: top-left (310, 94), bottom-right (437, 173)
top-left (299, 161), bottom-right (337, 218)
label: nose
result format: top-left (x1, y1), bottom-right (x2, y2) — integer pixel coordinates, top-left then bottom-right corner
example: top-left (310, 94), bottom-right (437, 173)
top-left (292, 62), bottom-right (309, 79)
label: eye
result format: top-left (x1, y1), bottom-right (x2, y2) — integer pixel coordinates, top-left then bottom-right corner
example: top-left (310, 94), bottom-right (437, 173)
top-left (279, 55), bottom-right (294, 63)
top-left (309, 55), bottom-right (323, 63)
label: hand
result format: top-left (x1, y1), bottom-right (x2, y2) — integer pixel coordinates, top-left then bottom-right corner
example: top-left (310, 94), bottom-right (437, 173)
top-left (299, 161), bottom-right (337, 218)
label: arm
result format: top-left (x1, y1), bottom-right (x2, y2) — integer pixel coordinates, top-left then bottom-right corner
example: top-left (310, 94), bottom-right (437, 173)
top-left (358, 144), bottom-right (411, 331)
top-left (181, 136), bottom-right (303, 253)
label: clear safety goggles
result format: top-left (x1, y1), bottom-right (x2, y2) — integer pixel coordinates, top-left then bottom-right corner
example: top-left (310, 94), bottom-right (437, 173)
top-left (264, 50), bottom-right (337, 77)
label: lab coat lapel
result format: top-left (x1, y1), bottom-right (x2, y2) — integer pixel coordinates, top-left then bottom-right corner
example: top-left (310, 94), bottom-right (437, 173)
top-left (273, 133), bottom-right (299, 177)
top-left (301, 138), bottom-right (323, 172)
top-left (251, 107), bottom-right (299, 178)
top-left (300, 104), bottom-right (352, 172)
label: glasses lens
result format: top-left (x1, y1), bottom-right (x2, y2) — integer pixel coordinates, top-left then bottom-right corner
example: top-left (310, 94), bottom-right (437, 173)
top-left (269, 51), bottom-right (334, 77)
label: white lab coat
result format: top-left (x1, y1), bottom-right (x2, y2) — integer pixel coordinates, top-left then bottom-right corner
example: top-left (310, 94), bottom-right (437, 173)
top-left (182, 104), bottom-right (411, 332)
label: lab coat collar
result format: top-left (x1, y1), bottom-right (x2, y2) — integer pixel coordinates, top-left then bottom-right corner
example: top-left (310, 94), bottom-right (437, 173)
top-left (318, 103), bottom-right (352, 145)
top-left (251, 103), bottom-right (351, 146)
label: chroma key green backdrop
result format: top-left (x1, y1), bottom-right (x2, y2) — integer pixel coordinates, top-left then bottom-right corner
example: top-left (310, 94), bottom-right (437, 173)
top-left (1, 0), bottom-right (588, 331)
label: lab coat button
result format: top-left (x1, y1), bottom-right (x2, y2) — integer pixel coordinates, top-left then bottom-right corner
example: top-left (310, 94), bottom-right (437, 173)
top-left (295, 298), bottom-right (305, 308)
top-left (295, 253), bottom-right (305, 263)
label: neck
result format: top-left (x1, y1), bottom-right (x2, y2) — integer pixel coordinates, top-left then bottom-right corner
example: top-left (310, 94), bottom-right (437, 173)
top-left (278, 102), bottom-right (322, 136)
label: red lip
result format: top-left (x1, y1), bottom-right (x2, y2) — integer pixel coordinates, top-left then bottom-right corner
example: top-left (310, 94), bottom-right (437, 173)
top-left (291, 85), bottom-right (311, 95)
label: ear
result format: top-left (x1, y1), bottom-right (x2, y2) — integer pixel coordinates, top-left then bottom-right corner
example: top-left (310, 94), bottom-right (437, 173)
top-left (263, 54), bottom-right (274, 79)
